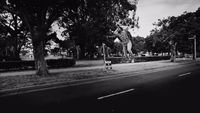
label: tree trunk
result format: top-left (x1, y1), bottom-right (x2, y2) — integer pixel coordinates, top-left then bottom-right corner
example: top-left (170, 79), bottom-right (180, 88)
top-left (127, 40), bottom-right (134, 62)
top-left (122, 44), bottom-right (129, 63)
top-left (76, 45), bottom-right (80, 60)
top-left (170, 44), bottom-right (176, 62)
top-left (32, 32), bottom-right (49, 76)
top-left (122, 44), bottom-right (127, 58)
top-left (13, 48), bottom-right (21, 60)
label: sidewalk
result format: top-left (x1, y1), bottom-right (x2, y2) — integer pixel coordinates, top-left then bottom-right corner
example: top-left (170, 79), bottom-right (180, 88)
top-left (0, 58), bottom-right (199, 93)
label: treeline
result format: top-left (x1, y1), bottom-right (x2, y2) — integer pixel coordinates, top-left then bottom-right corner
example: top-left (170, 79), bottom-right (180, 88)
top-left (145, 8), bottom-right (200, 61)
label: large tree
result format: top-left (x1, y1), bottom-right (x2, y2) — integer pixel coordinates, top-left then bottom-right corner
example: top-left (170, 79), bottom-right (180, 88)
top-left (0, 0), bottom-right (138, 75)
top-left (145, 28), bottom-right (170, 55)
top-left (0, 0), bottom-right (84, 76)
top-left (59, 0), bottom-right (138, 59)
top-left (147, 7), bottom-right (200, 61)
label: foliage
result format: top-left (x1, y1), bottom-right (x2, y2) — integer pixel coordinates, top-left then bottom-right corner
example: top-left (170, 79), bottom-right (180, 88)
top-left (146, 7), bottom-right (200, 55)
top-left (0, 10), bottom-right (29, 60)
top-left (0, 0), bottom-right (138, 75)
top-left (0, 0), bottom-right (84, 75)
top-left (112, 42), bottom-right (123, 56)
top-left (59, 0), bottom-right (138, 59)
top-left (106, 55), bottom-right (170, 64)
top-left (131, 36), bottom-right (145, 54)
top-left (0, 58), bottom-right (75, 70)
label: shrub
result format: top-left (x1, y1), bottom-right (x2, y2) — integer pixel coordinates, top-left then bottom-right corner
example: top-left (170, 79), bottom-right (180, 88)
top-left (106, 57), bottom-right (122, 64)
top-left (135, 56), bottom-right (170, 62)
top-left (0, 58), bottom-right (76, 70)
top-left (106, 56), bottom-right (171, 64)
top-left (47, 59), bottom-right (76, 68)
top-left (0, 61), bottom-right (22, 69)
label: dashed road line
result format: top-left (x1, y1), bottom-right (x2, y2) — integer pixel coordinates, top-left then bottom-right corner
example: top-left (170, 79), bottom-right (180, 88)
top-left (178, 72), bottom-right (191, 77)
top-left (97, 88), bottom-right (135, 100)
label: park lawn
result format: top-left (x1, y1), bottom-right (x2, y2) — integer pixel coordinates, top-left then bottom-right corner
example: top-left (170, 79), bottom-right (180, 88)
top-left (0, 69), bottom-right (117, 91)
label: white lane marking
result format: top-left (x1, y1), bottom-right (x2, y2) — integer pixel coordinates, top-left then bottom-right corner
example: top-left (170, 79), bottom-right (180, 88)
top-left (178, 72), bottom-right (191, 77)
top-left (97, 88), bottom-right (135, 100)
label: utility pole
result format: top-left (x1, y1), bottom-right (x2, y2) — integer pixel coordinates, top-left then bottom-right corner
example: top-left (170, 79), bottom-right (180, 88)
top-left (189, 35), bottom-right (196, 61)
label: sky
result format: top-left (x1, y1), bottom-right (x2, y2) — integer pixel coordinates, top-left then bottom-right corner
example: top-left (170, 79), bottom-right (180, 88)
top-left (133, 0), bottom-right (200, 37)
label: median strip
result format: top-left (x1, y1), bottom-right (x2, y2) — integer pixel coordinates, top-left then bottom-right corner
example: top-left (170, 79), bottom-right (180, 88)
top-left (178, 72), bottom-right (191, 77)
top-left (97, 88), bottom-right (135, 100)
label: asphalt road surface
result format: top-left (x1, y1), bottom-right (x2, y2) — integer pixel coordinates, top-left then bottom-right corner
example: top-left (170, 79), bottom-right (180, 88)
top-left (1, 63), bottom-right (200, 113)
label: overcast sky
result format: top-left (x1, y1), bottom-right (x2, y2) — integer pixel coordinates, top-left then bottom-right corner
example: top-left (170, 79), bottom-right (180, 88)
top-left (133, 0), bottom-right (200, 37)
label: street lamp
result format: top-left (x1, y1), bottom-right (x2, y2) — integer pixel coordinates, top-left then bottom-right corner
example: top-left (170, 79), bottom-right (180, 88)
top-left (189, 35), bottom-right (196, 61)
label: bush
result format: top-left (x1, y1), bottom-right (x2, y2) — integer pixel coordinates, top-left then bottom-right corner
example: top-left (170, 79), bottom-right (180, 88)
top-left (0, 61), bottom-right (22, 69)
top-left (21, 60), bottom-right (35, 69)
top-left (0, 56), bottom-right (21, 61)
top-left (106, 56), bottom-right (171, 64)
top-left (106, 57), bottom-right (122, 64)
top-left (135, 56), bottom-right (171, 62)
top-left (47, 59), bottom-right (76, 68)
top-left (0, 58), bottom-right (76, 70)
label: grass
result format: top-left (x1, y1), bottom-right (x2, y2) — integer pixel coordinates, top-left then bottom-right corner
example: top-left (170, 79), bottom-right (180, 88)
top-left (0, 68), bottom-right (117, 91)
top-left (0, 58), bottom-right (196, 92)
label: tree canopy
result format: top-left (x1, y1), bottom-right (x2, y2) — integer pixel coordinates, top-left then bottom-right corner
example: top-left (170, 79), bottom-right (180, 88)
top-left (57, 0), bottom-right (138, 59)
top-left (0, 0), bottom-right (138, 76)
top-left (0, 8), bottom-right (29, 60)
top-left (145, 8), bottom-right (200, 56)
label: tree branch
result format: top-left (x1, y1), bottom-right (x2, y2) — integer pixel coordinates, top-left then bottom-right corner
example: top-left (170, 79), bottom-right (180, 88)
top-left (0, 22), bottom-right (15, 34)
top-left (45, 6), bottom-right (63, 28)
top-left (0, 4), bottom-right (33, 34)
top-left (20, 10), bottom-right (33, 34)
top-left (0, 5), bottom-right (20, 15)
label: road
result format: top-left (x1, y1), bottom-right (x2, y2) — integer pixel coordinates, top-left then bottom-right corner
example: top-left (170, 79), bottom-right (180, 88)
top-left (0, 63), bottom-right (200, 113)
